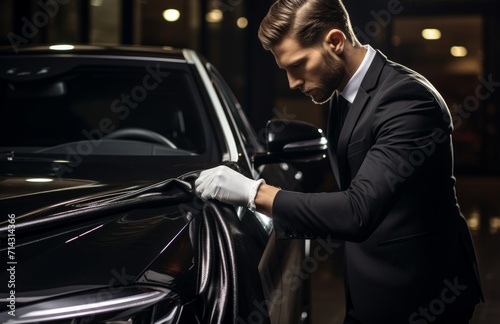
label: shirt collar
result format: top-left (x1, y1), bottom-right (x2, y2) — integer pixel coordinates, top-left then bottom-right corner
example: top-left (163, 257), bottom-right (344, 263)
top-left (339, 44), bottom-right (376, 104)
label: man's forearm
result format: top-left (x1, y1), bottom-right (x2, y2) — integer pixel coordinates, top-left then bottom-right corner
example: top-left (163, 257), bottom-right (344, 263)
top-left (254, 183), bottom-right (280, 216)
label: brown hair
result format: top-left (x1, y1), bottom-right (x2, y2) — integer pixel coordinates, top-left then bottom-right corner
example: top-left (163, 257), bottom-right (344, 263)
top-left (258, 0), bottom-right (355, 50)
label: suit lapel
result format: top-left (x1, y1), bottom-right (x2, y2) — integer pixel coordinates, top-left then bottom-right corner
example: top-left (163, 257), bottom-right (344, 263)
top-left (336, 51), bottom-right (387, 189)
top-left (337, 90), bottom-right (369, 189)
top-left (327, 92), bottom-right (341, 189)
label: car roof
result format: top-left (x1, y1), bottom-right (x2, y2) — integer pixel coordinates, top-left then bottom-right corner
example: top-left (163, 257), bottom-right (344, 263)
top-left (0, 44), bottom-right (188, 61)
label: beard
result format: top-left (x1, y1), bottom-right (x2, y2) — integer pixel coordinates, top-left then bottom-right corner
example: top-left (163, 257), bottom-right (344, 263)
top-left (308, 51), bottom-right (345, 105)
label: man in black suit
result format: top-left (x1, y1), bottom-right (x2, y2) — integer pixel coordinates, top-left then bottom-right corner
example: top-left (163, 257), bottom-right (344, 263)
top-left (195, 0), bottom-right (483, 322)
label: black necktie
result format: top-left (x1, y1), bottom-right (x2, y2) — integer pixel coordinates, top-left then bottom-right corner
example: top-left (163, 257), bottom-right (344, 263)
top-left (331, 95), bottom-right (350, 150)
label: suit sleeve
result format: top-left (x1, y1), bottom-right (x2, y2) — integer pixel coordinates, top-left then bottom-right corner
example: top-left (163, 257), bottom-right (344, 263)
top-left (272, 80), bottom-right (453, 241)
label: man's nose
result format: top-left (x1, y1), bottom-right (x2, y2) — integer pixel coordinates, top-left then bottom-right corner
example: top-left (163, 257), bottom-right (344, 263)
top-left (287, 73), bottom-right (303, 90)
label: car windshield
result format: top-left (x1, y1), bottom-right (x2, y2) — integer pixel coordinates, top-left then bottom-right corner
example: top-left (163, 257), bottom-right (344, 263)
top-left (0, 57), bottom-right (209, 157)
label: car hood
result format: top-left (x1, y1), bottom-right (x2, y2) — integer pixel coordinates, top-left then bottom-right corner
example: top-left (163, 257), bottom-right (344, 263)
top-left (0, 160), bottom-right (205, 224)
top-left (0, 159), bottom-right (210, 302)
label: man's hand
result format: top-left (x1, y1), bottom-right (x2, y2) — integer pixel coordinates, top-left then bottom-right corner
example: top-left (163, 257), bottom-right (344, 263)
top-left (194, 166), bottom-right (265, 210)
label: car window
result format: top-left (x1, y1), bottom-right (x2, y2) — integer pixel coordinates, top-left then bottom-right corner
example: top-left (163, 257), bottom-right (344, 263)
top-left (0, 62), bottom-right (208, 156)
top-left (207, 64), bottom-right (263, 156)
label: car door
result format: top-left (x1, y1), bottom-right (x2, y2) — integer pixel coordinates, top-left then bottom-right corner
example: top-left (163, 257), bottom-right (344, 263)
top-left (206, 63), bottom-right (311, 324)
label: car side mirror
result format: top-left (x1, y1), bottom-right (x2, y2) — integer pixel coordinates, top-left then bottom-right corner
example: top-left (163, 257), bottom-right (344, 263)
top-left (253, 119), bottom-right (328, 167)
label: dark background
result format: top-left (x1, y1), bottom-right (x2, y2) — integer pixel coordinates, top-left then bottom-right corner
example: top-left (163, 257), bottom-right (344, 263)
top-left (1, 0), bottom-right (499, 322)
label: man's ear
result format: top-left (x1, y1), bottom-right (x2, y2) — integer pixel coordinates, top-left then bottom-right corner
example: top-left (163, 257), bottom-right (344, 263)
top-left (324, 29), bottom-right (346, 55)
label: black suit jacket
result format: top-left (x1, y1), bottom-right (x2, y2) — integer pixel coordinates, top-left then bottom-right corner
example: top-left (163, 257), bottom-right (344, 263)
top-left (272, 51), bottom-right (483, 323)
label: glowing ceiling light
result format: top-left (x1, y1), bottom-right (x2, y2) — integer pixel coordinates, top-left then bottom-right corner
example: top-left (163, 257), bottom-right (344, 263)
top-left (421, 28), bottom-right (441, 40)
top-left (163, 9), bottom-right (180, 22)
top-left (450, 46), bottom-right (468, 57)
top-left (26, 178), bottom-right (54, 183)
top-left (53, 159), bottom-right (70, 163)
top-left (49, 44), bottom-right (74, 51)
top-left (467, 210), bottom-right (480, 230)
top-left (206, 9), bottom-right (223, 23)
top-left (236, 17), bottom-right (248, 29)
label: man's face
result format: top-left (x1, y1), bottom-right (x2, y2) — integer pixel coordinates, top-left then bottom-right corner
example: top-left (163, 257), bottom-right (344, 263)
top-left (271, 35), bottom-right (345, 105)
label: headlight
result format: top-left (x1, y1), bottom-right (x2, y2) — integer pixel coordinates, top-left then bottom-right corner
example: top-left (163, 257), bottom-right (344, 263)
top-left (1, 286), bottom-right (181, 324)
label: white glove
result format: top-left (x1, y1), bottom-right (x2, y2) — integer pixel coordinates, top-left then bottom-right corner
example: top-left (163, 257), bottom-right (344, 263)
top-left (194, 166), bottom-right (265, 210)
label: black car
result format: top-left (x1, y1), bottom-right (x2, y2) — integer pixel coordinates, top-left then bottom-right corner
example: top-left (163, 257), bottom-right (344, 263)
top-left (0, 45), bottom-right (327, 323)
